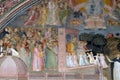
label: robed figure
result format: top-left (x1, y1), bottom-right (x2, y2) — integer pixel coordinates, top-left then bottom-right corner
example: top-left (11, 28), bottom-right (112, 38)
top-left (45, 42), bottom-right (57, 70)
top-left (111, 57), bottom-right (120, 80)
top-left (106, 54), bottom-right (120, 80)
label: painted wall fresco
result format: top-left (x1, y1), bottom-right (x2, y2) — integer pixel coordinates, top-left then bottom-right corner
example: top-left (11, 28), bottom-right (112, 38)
top-left (0, 0), bottom-right (120, 80)
top-left (0, 27), bottom-right (58, 71)
top-left (113, 0), bottom-right (120, 20)
top-left (5, 0), bottom-right (120, 32)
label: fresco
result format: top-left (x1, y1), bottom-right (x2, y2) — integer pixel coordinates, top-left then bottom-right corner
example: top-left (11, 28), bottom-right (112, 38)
top-left (107, 19), bottom-right (120, 27)
top-left (113, 0), bottom-right (120, 20)
top-left (0, 0), bottom-right (120, 80)
top-left (0, 27), bottom-right (58, 71)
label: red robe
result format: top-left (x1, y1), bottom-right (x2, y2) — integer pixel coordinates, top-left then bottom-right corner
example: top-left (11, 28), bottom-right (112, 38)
top-left (24, 7), bottom-right (40, 26)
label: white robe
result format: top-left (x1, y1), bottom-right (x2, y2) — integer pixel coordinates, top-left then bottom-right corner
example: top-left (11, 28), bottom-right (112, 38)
top-left (94, 56), bottom-right (100, 66)
top-left (79, 54), bottom-right (85, 66)
top-left (88, 54), bottom-right (94, 64)
top-left (66, 55), bottom-right (74, 67)
top-left (113, 61), bottom-right (120, 80)
top-left (99, 55), bottom-right (108, 68)
top-left (72, 55), bottom-right (78, 67)
top-left (10, 48), bottom-right (20, 57)
top-left (83, 54), bottom-right (89, 65)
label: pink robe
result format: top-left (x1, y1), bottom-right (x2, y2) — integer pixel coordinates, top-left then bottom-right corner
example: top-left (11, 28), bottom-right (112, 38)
top-left (32, 48), bottom-right (43, 71)
top-left (45, 31), bottom-right (51, 39)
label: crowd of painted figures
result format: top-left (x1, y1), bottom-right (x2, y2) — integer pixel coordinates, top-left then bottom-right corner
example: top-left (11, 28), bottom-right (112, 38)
top-left (0, 27), bottom-right (58, 71)
top-left (0, 0), bottom-right (21, 15)
top-left (24, 0), bottom-right (71, 27)
top-left (24, 0), bottom-right (107, 29)
top-left (0, 26), bottom-right (109, 71)
top-left (66, 37), bottom-right (120, 80)
top-left (66, 38), bottom-right (108, 69)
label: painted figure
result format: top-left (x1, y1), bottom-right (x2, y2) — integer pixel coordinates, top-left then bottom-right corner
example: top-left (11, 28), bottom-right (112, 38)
top-left (28, 40), bottom-right (35, 69)
top-left (76, 41), bottom-right (85, 57)
top-left (40, 4), bottom-right (48, 27)
top-left (85, 0), bottom-right (106, 29)
top-left (88, 52), bottom-right (94, 64)
top-left (66, 53), bottom-right (74, 67)
top-left (46, 0), bottom-right (60, 26)
top-left (93, 0), bottom-right (103, 15)
top-left (45, 28), bottom-right (51, 39)
top-left (79, 54), bottom-right (86, 66)
top-left (99, 53), bottom-right (108, 69)
top-left (86, 0), bottom-right (103, 15)
top-left (71, 51), bottom-right (78, 67)
top-left (7, 43), bottom-right (19, 57)
top-left (24, 6), bottom-right (40, 26)
top-left (66, 37), bottom-right (79, 67)
top-left (77, 41), bottom-right (89, 66)
top-left (106, 54), bottom-right (120, 80)
top-left (45, 42), bottom-right (57, 70)
top-left (0, 40), bottom-right (3, 57)
top-left (83, 53), bottom-right (89, 65)
top-left (32, 43), bottom-right (44, 71)
top-left (18, 42), bottom-right (28, 67)
top-left (113, 0), bottom-right (120, 20)
top-left (66, 41), bottom-right (75, 55)
top-left (94, 53), bottom-right (100, 66)
top-left (59, 2), bottom-right (70, 25)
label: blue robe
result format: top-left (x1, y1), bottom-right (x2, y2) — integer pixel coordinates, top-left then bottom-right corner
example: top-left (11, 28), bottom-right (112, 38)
top-left (0, 29), bottom-right (9, 39)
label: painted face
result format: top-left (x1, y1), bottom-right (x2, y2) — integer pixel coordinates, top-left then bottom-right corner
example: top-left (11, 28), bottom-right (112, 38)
top-left (116, 54), bottom-right (120, 58)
